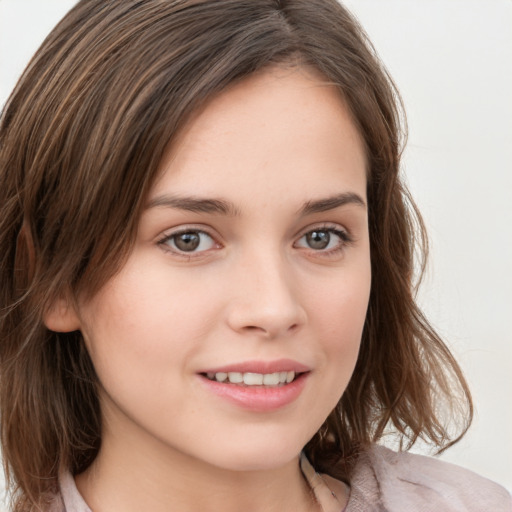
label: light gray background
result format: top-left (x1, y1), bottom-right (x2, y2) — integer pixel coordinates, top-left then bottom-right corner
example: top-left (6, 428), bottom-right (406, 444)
top-left (1, 0), bottom-right (511, 507)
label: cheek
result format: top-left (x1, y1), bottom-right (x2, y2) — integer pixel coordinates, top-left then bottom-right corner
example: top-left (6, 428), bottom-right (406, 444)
top-left (308, 266), bottom-right (370, 340)
top-left (304, 264), bottom-right (371, 385)
top-left (76, 279), bottom-right (220, 424)
top-left (295, 270), bottom-right (370, 431)
top-left (77, 265), bottom-right (227, 389)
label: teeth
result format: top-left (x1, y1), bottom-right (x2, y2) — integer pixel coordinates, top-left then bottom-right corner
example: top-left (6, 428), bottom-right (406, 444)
top-left (209, 371), bottom-right (297, 386)
top-left (243, 372), bottom-right (263, 385)
top-left (263, 373), bottom-right (280, 385)
top-left (227, 372), bottom-right (243, 383)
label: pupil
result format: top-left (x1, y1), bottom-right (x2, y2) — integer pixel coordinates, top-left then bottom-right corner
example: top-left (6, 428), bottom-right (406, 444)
top-left (307, 230), bottom-right (329, 249)
top-left (175, 232), bottom-right (200, 251)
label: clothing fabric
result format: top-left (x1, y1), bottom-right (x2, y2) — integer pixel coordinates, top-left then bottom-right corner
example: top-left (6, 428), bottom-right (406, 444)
top-left (50, 445), bottom-right (512, 511)
top-left (331, 445), bottom-right (511, 512)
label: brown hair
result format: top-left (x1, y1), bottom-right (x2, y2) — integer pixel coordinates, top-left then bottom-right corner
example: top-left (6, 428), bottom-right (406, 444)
top-left (0, 0), bottom-right (472, 509)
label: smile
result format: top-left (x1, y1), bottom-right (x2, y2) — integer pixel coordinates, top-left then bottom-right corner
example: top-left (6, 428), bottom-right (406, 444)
top-left (199, 367), bottom-right (309, 412)
top-left (204, 371), bottom-right (297, 386)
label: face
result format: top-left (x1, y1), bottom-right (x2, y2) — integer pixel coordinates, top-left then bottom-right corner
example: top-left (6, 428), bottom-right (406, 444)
top-left (70, 66), bottom-right (371, 472)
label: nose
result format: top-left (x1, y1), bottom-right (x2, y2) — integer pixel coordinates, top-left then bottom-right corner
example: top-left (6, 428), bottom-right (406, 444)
top-left (225, 250), bottom-right (307, 339)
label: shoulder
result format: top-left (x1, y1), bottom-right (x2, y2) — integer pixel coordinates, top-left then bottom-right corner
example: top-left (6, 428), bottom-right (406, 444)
top-left (44, 472), bottom-right (92, 512)
top-left (347, 444), bottom-right (512, 512)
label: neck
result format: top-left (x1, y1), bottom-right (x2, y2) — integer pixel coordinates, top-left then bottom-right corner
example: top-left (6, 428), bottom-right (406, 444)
top-left (75, 423), bottom-right (319, 512)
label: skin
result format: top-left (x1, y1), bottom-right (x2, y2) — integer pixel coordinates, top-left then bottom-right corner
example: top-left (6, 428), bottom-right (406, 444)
top-left (47, 65), bottom-right (371, 512)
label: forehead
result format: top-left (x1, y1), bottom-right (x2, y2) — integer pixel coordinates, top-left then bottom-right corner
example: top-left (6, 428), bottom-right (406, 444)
top-left (151, 65), bottom-right (367, 208)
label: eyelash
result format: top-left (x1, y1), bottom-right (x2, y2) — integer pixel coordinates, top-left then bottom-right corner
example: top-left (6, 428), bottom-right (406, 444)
top-left (157, 227), bottom-right (218, 258)
top-left (157, 224), bottom-right (353, 259)
top-left (294, 225), bottom-right (353, 257)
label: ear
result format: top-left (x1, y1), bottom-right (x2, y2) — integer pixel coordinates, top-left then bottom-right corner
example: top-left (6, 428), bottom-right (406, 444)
top-left (44, 297), bottom-right (81, 333)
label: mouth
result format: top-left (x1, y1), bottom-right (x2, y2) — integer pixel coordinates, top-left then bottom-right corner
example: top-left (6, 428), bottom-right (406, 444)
top-left (197, 360), bottom-right (310, 410)
top-left (201, 370), bottom-right (303, 387)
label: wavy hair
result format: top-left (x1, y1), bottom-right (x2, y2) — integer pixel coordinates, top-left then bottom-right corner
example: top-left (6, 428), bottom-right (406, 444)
top-left (0, 0), bottom-right (472, 509)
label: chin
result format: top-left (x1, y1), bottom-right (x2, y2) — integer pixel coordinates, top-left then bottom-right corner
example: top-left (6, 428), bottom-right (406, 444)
top-left (200, 434), bottom-right (309, 472)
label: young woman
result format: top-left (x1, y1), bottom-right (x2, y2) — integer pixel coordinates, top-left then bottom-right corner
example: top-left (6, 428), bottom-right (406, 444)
top-left (0, 1), bottom-right (510, 511)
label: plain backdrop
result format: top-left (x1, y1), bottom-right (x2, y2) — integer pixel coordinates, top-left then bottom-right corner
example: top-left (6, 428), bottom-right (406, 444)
top-left (1, 0), bottom-right (511, 507)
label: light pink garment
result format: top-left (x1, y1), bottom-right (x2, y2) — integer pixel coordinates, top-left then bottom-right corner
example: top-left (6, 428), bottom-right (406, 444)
top-left (344, 445), bottom-right (512, 512)
top-left (51, 445), bottom-right (512, 511)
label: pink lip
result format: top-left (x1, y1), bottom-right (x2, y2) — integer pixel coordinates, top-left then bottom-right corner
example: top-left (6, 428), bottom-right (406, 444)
top-left (197, 359), bottom-right (311, 412)
top-left (198, 358), bottom-right (310, 375)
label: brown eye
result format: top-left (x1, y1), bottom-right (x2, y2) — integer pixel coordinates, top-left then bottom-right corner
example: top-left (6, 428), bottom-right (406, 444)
top-left (160, 230), bottom-right (216, 253)
top-left (174, 232), bottom-right (201, 251)
top-left (295, 227), bottom-right (349, 253)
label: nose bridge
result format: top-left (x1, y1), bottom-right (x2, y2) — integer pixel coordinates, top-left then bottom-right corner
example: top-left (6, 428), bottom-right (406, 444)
top-left (226, 240), bottom-right (305, 338)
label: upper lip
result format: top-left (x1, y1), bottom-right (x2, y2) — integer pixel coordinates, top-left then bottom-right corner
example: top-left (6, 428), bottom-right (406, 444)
top-left (198, 359), bottom-right (311, 375)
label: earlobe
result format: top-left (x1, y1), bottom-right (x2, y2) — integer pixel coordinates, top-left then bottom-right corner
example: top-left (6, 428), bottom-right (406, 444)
top-left (44, 298), bottom-right (81, 333)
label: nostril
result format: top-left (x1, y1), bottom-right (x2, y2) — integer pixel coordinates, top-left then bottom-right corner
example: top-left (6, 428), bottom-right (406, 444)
top-left (227, 299), bottom-right (306, 338)
top-left (289, 323), bottom-right (299, 332)
top-left (241, 323), bottom-right (300, 336)
top-left (244, 325), bottom-right (264, 332)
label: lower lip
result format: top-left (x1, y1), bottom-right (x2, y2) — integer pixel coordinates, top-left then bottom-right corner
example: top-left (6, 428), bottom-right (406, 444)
top-left (199, 373), bottom-right (309, 412)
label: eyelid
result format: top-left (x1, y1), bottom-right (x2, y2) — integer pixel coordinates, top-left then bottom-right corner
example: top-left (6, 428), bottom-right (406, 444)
top-left (156, 225), bottom-right (222, 258)
top-left (295, 222), bottom-right (352, 241)
top-left (155, 222), bottom-right (353, 260)
top-left (293, 223), bottom-right (354, 255)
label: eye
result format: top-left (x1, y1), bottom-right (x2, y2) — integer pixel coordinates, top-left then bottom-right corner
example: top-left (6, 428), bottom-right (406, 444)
top-left (295, 227), bottom-right (351, 253)
top-left (158, 229), bottom-right (217, 254)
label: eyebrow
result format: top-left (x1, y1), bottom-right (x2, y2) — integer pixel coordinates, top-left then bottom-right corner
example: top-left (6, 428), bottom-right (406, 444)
top-left (146, 194), bottom-right (241, 216)
top-left (298, 192), bottom-right (367, 215)
top-left (146, 191), bottom-right (366, 216)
